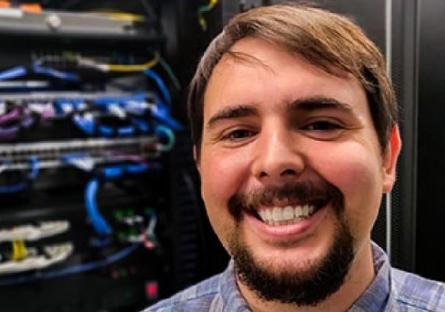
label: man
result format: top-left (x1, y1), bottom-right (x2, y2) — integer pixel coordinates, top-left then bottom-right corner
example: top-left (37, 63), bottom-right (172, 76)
top-left (146, 3), bottom-right (445, 312)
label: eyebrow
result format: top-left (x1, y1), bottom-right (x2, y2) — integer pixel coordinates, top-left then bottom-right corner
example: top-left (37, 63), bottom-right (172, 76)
top-left (206, 96), bottom-right (354, 129)
top-left (287, 96), bottom-right (354, 113)
top-left (206, 105), bottom-right (257, 129)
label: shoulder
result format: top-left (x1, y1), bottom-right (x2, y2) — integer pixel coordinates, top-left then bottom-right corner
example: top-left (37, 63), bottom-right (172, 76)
top-left (391, 267), bottom-right (445, 311)
top-left (142, 274), bottom-right (224, 312)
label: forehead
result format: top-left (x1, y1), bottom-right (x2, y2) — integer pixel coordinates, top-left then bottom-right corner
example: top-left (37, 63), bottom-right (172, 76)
top-left (203, 37), bottom-right (368, 120)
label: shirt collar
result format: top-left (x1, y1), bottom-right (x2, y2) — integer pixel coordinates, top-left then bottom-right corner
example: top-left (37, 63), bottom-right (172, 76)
top-left (348, 243), bottom-right (391, 311)
top-left (219, 260), bottom-right (251, 311)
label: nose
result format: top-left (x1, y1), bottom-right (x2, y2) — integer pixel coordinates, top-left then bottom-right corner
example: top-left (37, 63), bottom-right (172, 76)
top-left (252, 127), bottom-right (305, 183)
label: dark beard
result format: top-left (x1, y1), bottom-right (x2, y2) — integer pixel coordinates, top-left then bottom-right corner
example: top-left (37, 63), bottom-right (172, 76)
top-left (227, 181), bottom-right (354, 306)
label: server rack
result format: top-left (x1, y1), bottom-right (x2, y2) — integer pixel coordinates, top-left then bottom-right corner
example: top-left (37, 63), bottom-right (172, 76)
top-left (0, 2), bottom-right (219, 311)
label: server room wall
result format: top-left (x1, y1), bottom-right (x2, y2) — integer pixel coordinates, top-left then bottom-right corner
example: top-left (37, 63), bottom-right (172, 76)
top-left (416, 0), bottom-right (445, 282)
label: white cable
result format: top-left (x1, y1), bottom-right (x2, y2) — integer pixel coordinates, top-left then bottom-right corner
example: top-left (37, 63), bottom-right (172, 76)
top-left (0, 243), bottom-right (73, 275)
top-left (0, 221), bottom-right (70, 242)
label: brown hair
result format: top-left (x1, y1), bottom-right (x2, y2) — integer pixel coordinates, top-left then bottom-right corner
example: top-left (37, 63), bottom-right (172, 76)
top-left (188, 3), bottom-right (397, 153)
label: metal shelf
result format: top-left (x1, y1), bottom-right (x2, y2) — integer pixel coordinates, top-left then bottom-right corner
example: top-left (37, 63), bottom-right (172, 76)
top-left (0, 9), bottom-right (161, 42)
top-left (0, 136), bottom-right (159, 170)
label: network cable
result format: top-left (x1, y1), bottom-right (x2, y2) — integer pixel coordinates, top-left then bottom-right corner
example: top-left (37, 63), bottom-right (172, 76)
top-left (54, 98), bottom-right (87, 116)
top-left (85, 178), bottom-right (112, 236)
top-left (31, 64), bottom-right (79, 81)
top-left (155, 125), bottom-right (175, 152)
top-left (0, 64), bottom-right (79, 82)
top-left (88, 11), bottom-right (146, 22)
top-left (72, 94), bottom-right (181, 138)
top-left (0, 243), bottom-right (138, 286)
top-left (74, 52), bottom-right (160, 72)
top-left (0, 66), bottom-right (27, 81)
top-left (0, 156), bottom-right (40, 194)
top-left (61, 153), bottom-right (95, 172)
top-left (28, 101), bottom-right (55, 121)
top-left (0, 221), bottom-right (70, 242)
top-left (85, 162), bottom-right (152, 236)
top-left (0, 105), bottom-right (39, 140)
top-left (142, 210), bottom-right (158, 250)
top-left (0, 114), bottom-right (35, 140)
top-left (144, 69), bottom-right (172, 106)
top-left (0, 242), bottom-right (73, 275)
top-left (11, 240), bottom-right (28, 261)
top-left (0, 108), bottom-right (20, 126)
top-left (73, 112), bottom-right (142, 138)
top-left (198, 0), bottom-right (219, 31)
top-left (149, 96), bottom-right (183, 131)
top-left (73, 112), bottom-right (96, 135)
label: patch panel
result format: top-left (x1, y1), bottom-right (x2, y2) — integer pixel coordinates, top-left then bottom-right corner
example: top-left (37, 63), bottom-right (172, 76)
top-left (0, 137), bottom-right (159, 171)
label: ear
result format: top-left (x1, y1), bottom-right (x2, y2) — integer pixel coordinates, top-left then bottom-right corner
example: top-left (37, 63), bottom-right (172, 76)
top-left (193, 145), bottom-right (201, 174)
top-left (382, 125), bottom-right (402, 193)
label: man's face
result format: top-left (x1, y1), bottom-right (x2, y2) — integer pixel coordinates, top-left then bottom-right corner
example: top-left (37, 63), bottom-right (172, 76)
top-left (197, 37), bottom-right (399, 304)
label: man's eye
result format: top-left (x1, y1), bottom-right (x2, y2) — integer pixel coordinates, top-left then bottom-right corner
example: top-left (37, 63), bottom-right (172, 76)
top-left (301, 120), bottom-right (345, 140)
top-left (304, 121), bottom-right (343, 131)
top-left (222, 129), bottom-right (256, 141)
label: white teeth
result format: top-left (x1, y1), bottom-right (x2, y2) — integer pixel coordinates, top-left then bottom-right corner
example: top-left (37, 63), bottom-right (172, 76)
top-left (302, 205), bottom-right (308, 216)
top-left (257, 205), bottom-right (316, 226)
top-left (264, 209), bottom-right (272, 221)
top-left (294, 206), bottom-right (303, 217)
top-left (272, 207), bottom-right (282, 222)
top-left (258, 210), bottom-right (266, 221)
top-left (308, 205), bottom-right (315, 214)
top-left (283, 206), bottom-right (294, 220)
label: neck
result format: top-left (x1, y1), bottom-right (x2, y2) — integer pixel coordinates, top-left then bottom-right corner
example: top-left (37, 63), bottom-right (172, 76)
top-left (237, 241), bottom-right (375, 312)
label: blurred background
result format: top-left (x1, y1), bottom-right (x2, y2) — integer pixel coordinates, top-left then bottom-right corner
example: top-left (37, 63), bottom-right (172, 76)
top-left (0, 0), bottom-right (442, 311)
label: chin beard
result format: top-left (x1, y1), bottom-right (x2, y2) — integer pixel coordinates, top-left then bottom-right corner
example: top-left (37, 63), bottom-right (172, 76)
top-left (230, 220), bottom-right (354, 306)
top-left (227, 180), bottom-right (354, 307)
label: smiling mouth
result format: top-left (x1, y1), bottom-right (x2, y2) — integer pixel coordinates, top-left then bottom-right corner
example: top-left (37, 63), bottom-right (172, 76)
top-left (247, 199), bottom-right (328, 226)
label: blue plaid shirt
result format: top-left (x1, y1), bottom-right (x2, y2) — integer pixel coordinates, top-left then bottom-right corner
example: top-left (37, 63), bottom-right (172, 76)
top-left (145, 243), bottom-right (445, 311)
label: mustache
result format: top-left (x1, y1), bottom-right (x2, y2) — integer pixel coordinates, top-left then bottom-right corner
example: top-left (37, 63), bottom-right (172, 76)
top-left (228, 180), bottom-right (344, 221)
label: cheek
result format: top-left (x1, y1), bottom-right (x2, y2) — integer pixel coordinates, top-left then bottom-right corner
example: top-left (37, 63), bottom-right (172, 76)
top-left (313, 143), bottom-right (384, 232)
top-left (200, 150), bottom-right (249, 204)
top-left (199, 149), bottom-right (250, 246)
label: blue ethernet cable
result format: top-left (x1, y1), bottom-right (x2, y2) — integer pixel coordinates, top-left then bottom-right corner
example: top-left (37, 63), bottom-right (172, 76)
top-left (0, 64), bottom-right (79, 82)
top-left (74, 111), bottom-right (139, 137)
top-left (31, 64), bottom-right (79, 81)
top-left (0, 66), bottom-right (27, 81)
top-left (85, 163), bottom-right (150, 236)
top-left (132, 118), bottom-right (150, 133)
top-left (28, 155), bottom-right (39, 180)
top-left (97, 125), bottom-right (114, 137)
top-left (155, 125), bottom-right (175, 152)
top-left (54, 98), bottom-right (85, 116)
top-left (85, 178), bottom-right (113, 236)
top-left (73, 113), bottom-right (96, 135)
top-left (144, 69), bottom-right (172, 106)
top-left (150, 97), bottom-right (183, 131)
top-left (0, 156), bottom-right (39, 194)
